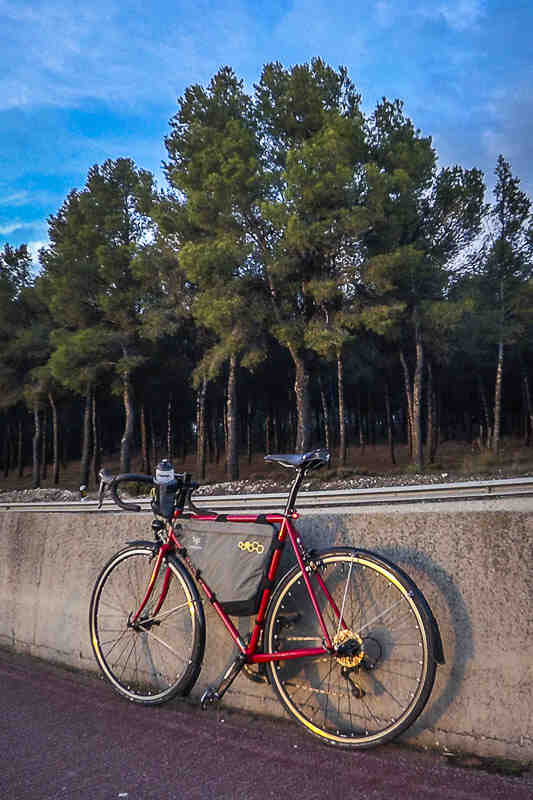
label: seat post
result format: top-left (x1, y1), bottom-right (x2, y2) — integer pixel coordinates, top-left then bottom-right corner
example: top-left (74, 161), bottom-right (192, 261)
top-left (284, 468), bottom-right (305, 516)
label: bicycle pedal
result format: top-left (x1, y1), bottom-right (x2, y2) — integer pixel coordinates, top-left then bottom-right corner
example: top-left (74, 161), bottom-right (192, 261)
top-left (200, 687), bottom-right (220, 710)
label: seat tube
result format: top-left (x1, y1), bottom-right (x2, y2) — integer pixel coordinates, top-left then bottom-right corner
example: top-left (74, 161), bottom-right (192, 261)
top-left (286, 519), bottom-right (333, 649)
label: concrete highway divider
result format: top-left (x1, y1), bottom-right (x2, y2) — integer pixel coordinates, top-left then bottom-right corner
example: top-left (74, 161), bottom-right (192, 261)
top-left (1, 498), bottom-right (531, 762)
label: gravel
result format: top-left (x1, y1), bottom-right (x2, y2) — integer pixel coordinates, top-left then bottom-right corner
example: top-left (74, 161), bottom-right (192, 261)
top-left (0, 467), bottom-right (530, 504)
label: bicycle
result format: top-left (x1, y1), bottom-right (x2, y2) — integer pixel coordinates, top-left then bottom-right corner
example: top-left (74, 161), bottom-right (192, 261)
top-left (89, 449), bottom-right (444, 749)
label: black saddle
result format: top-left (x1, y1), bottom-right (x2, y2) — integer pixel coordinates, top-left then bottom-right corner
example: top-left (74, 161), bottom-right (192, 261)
top-left (264, 449), bottom-right (330, 472)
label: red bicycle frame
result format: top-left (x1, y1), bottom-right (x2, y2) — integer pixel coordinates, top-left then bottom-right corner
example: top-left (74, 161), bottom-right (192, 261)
top-left (136, 509), bottom-right (346, 666)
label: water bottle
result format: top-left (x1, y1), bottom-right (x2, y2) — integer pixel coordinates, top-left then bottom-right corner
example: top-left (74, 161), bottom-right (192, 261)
top-left (154, 459), bottom-right (177, 519)
top-left (155, 459), bottom-right (175, 484)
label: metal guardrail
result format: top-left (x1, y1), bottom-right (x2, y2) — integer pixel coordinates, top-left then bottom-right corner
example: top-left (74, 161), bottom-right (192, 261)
top-left (1, 476), bottom-right (533, 513)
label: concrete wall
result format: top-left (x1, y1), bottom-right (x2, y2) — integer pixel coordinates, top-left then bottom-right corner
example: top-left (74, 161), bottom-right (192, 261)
top-left (1, 501), bottom-right (532, 761)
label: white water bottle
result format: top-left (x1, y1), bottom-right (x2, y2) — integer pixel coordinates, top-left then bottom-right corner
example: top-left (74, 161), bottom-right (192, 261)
top-left (154, 459), bottom-right (177, 519)
top-left (155, 459), bottom-right (175, 484)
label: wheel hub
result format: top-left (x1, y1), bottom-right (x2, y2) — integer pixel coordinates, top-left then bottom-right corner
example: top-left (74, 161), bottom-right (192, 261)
top-left (333, 629), bottom-right (364, 668)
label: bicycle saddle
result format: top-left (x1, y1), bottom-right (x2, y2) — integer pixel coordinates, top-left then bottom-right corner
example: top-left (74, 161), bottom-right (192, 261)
top-left (264, 449), bottom-right (330, 471)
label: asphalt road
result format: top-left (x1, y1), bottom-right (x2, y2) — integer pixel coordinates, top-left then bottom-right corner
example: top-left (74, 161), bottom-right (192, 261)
top-left (1, 650), bottom-right (532, 800)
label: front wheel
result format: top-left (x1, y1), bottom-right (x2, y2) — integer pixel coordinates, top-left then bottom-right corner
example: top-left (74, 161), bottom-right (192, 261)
top-left (89, 545), bottom-right (205, 704)
top-left (264, 548), bottom-right (437, 748)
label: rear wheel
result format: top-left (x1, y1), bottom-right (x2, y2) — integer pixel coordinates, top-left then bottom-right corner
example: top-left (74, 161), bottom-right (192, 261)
top-left (90, 545), bottom-right (205, 704)
top-left (264, 548), bottom-right (436, 748)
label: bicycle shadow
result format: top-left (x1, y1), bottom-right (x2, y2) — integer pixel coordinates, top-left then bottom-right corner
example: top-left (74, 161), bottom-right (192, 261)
top-left (376, 544), bottom-right (472, 735)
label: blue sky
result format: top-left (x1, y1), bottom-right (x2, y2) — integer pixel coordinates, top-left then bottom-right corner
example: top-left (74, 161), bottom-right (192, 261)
top-left (1, 0), bottom-right (532, 264)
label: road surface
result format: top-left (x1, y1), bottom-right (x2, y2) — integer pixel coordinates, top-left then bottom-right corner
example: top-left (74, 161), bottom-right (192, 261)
top-left (1, 650), bottom-right (531, 800)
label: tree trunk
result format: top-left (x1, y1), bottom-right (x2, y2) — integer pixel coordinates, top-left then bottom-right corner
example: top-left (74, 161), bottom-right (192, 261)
top-left (91, 393), bottom-right (101, 483)
top-left (80, 389), bottom-right (92, 489)
top-left (492, 338), bottom-right (504, 454)
top-left (246, 398), bottom-right (254, 466)
top-left (358, 392), bottom-right (366, 454)
top-left (183, 422), bottom-right (190, 461)
top-left (426, 361), bottom-right (439, 463)
top-left (140, 404), bottom-right (151, 475)
top-left (167, 394), bottom-right (173, 460)
top-left (336, 353), bottom-right (346, 465)
top-left (400, 350), bottom-right (414, 457)
top-left (477, 374), bottom-right (492, 449)
top-left (226, 354), bottom-right (239, 480)
top-left (212, 414), bottom-right (220, 465)
top-left (368, 391), bottom-right (376, 446)
top-left (265, 411), bottom-right (271, 455)
top-left (17, 417), bottom-right (24, 478)
top-left (196, 377), bottom-right (207, 480)
top-left (48, 393), bottom-right (60, 485)
top-left (223, 389), bottom-right (229, 468)
top-left (523, 373), bottom-right (533, 447)
top-left (2, 421), bottom-right (10, 478)
top-left (290, 348), bottom-right (313, 452)
top-left (384, 379), bottom-right (396, 465)
top-left (41, 406), bottom-right (48, 480)
top-left (412, 324), bottom-right (425, 472)
top-left (32, 402), bottom-right (41, 489)
top-left (150, 409), bottom-right (157, 468)
top-left (120, 375), bottom-right (135, 473)
top-left (318, 374), bottom-right (331, 454)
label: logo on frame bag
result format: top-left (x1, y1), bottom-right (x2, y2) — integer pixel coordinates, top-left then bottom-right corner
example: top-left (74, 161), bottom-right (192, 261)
top-left (238, 540), bottom-right (265, 554)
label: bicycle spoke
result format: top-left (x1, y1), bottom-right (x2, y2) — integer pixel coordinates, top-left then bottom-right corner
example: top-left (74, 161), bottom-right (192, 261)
top-left (137, 600), bottom-right (192, 626)
top-left (90, 547), bottom-right (204, 703)
top-left (266, 550), bottom-right (435, 747)
top-left (137, 625), bottom-right (189, 661)
top-left (357, 596), bottom-right (406, 635)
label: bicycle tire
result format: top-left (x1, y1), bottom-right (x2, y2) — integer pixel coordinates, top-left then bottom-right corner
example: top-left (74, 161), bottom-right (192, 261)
top-left (89, 545), bottom-right (205, 704)
top-left (264, 547), bottom-right (437, 748)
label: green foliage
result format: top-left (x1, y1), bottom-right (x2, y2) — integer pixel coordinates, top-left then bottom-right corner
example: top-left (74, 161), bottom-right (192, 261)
top-left (304, 319), bottom-right (350, 358)
top-left (4, 59), bottom-right (533, 475)
top-left (48, 328), bottom-right (115, 393)
top-left (0, 243), bottom-right (32, 295)
top-left (40, 158), bottom-right (160, 399)
top-left (463, 156), bottom-right (533, 351)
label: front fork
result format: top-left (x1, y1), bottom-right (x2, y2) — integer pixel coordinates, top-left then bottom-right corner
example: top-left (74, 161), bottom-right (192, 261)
top-left (129, 535), bottom-right (173, 627)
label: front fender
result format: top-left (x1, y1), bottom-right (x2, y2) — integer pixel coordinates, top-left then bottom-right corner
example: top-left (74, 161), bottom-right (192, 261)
top-left (126, 539), bottom-right (161, 552)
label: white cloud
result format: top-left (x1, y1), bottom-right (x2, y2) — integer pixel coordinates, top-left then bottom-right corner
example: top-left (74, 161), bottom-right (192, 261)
top-left (0, 0), bottom-right (260, 112)
top-left (436, 0), bottom-right (485, 32)
top-left (387, 0), bottom-right (485, 33)
top-left (27, 240), bottom-right (48, 262)
top-left (0, 219), bottom-right (47, 237)
top-left (0, 191), bottom-right (30, 206)
top-left (0, 221), bottom-right (26, 235)
top-left (480, 79), bottom-right (533, 195)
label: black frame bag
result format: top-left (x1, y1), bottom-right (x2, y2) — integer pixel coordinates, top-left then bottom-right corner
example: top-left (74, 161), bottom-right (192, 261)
top-left (176, 518), bottom-right (278, 615)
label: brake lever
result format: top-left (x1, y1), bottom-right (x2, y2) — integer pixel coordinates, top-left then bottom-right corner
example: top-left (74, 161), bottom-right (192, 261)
top-left (185, 485), bottom-right (218, 516)
top-left (97, 468), bottom-right (114, 509)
